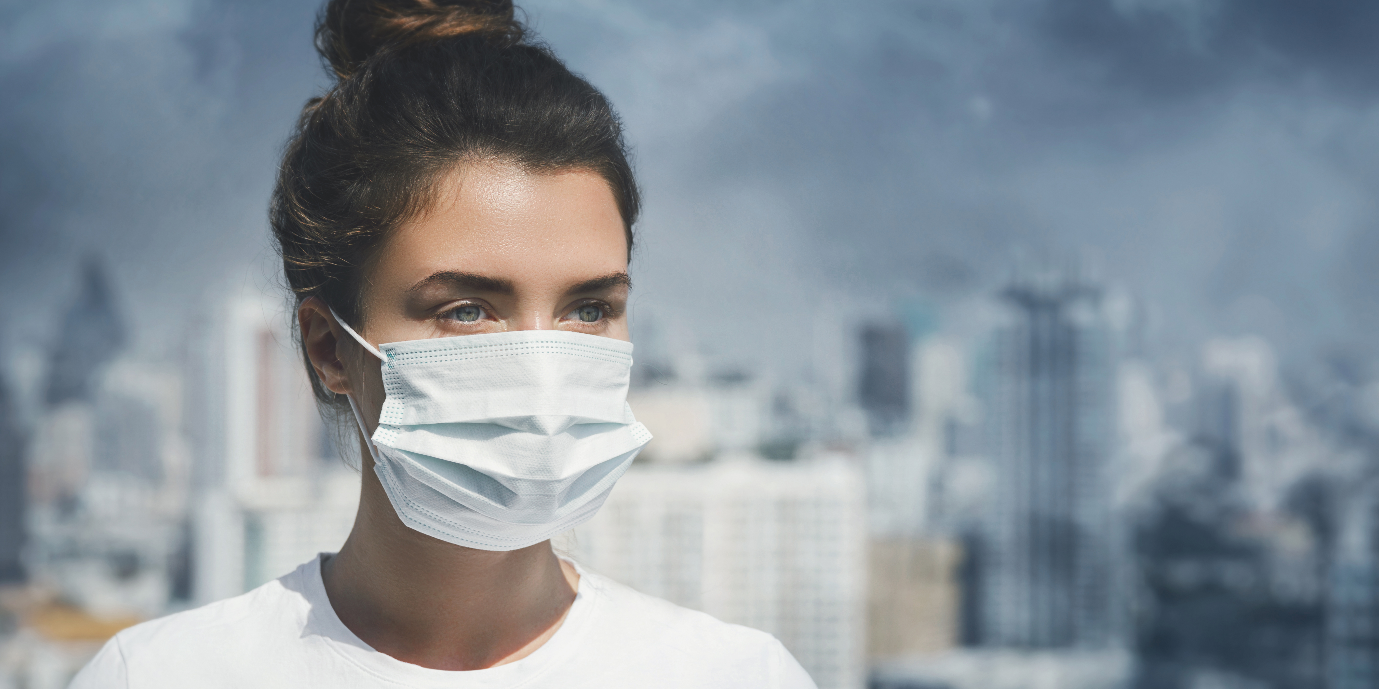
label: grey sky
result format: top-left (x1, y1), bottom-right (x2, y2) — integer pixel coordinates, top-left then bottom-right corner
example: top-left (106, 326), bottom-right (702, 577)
top-left (3, 0), bottom-right (1377, 382)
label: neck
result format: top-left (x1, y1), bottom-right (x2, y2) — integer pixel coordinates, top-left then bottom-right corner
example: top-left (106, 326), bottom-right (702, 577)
top-left (322, 464), bottom-right (579, 671)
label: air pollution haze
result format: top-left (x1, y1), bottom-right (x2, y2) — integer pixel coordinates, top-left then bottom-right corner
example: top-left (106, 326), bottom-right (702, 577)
top-left (3, 0), bottom-right (1378, 376)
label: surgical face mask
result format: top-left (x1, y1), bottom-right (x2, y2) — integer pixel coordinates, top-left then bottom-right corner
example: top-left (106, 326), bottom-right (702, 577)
top-left (330, 309), bottom-right (651, 551)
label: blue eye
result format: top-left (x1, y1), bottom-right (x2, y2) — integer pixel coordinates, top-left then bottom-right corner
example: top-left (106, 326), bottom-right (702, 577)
top-left (574, 304), bottom-right (603, 323)
top-left (448, 305), bottom-right (484, 322)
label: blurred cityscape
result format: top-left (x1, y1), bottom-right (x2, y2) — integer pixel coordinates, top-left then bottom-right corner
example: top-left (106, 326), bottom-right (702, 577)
top-left (3, 257), bottom-right (1379, 689)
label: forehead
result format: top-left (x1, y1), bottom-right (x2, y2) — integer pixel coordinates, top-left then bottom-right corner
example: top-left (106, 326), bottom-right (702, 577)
top-left (372, 161), bottom-right (629, 292)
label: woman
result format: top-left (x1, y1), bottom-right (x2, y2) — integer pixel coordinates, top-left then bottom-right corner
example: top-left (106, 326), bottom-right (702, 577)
top-left (70, 1), bottom-right (815, 687)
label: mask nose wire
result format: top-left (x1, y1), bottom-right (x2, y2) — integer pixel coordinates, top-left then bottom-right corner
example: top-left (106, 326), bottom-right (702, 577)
top-left (327, 306), bottom-right (385, 466)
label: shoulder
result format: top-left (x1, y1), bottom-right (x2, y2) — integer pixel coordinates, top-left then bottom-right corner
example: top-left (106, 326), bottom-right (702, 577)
top-left (121, 573), bottom-right (307, 656)
top-left (577, 569), bottom-right (817, 688)
top-left (586, 570), bottom-right (770, 651)
top-left (70, 565), bottom-right (316, 688)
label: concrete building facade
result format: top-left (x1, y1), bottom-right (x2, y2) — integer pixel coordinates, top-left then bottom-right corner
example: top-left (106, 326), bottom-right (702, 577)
top-left (981, 274), bottom-right (1118, 648)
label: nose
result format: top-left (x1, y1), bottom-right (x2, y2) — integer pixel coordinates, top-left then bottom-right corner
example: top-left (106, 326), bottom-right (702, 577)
top-left (511, 306), bottom-right (551, 331)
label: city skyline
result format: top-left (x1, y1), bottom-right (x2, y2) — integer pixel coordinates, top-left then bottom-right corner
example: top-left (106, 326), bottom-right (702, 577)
top-left (5, 251), bottom-right (1379, 688)
top-left (6, 2), bottom-right (1379, 687)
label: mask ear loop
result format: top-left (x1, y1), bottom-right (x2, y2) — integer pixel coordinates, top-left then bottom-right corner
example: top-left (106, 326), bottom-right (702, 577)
top-left (328, 307), bottom-right (386, 466)
top-left (345, 394), bottom-right (383, 468)
top-left (328, 307), bottom-right (385, 360)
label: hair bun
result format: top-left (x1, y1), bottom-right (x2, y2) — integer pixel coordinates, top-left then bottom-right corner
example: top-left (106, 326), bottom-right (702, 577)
top-left (316, 0), bottom-right (524, 80)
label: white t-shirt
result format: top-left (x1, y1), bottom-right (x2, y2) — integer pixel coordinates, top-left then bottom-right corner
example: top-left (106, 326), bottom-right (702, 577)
top-left (69, 555), bottom-right (816, 689)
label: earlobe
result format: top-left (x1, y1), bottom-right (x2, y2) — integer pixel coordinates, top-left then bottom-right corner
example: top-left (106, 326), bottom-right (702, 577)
top-left (299, 297), bottom-right (354, 396)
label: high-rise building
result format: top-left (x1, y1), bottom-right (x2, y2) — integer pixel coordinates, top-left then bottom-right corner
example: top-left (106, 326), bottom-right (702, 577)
top-left (44, 259), bottom-right (126, 408)
top-left (1327, 482), bottom-right (1379, 689)
top-left (568, 455), bottom-right (867, 689)
top-left (28, 259), bottom-right (130, 512)
top-left (188, 290), bottom-right (357, 604)
top-left (866, 337), bottom-right (979, 538)
top-left (0, 371), bottom-right (26, 583)
top-left (1198, 337), bottom-right (1323, 510)
top-left (980, 273), bottom-right (1118, 648)
top-left (858, 324), bottom-right (910, 437)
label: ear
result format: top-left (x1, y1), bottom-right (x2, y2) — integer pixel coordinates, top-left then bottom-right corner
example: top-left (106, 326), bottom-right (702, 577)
top-left (299, 297), bottom-right (355, 396)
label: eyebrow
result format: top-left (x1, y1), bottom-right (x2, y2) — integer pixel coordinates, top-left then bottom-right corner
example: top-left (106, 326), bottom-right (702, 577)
top-left (408, 271), bottom-right (515, 295)
top-left (567, 272), bottom-right (632, 295)
top-left (406, 271), bottom-right (631, 297)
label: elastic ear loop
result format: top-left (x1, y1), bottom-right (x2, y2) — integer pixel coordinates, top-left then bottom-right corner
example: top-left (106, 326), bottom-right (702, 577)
top-left (328, 307), bottom-right (384, 359)
top-left (328, 307), bottom-right (385, 466)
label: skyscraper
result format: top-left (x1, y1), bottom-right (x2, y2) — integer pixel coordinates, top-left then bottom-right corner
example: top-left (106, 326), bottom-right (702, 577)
top-left (857, 323), bottom-right (910, 437)
top-left (981, 272), bottom-right (1117, 648)
top-left (44, 259), bottom-right (126, 408)
top-left (1327, 481), bottom-right (1379, 689)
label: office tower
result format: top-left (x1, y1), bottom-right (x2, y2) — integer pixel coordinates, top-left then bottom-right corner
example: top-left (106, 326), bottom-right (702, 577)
top-left (28, 259), bottom-right (130, 514)
top-left (1194, 377), bottom-right (1240, 463)
top-left (858, 324), bottom-right (910, 437)
top-left (44, 259), bottom-right (126, 408)
top-left (981, 272), bottom-right (1117, 648)
top-left (1198, 337), bottom-right (1318, 509)
top-left (188, 290), bottom-right (357, 604)
top-left (569, 456), bottom-right (867, 689)
top-left (867, 337), bottom-right (979, 537)
top-left (1327, 483), bottom-right (1379, 689)
top-left (0, 372), bottom-right (26, 583)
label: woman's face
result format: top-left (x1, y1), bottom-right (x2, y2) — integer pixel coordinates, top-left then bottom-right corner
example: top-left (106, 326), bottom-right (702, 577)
top-left (302, 160), bottom-right (630, 422)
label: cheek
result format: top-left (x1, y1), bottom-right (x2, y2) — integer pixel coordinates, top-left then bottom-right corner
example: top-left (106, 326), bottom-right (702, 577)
top-left (607, 318), bottom-right (632, 342)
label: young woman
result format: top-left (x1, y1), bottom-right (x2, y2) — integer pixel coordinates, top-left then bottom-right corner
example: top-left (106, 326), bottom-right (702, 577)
top-left (70, 1), bottom-right (815, 687)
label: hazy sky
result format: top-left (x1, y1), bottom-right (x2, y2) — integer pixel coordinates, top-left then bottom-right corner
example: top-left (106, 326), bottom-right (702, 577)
top-left (3, 0), bottom-right (1379, 383)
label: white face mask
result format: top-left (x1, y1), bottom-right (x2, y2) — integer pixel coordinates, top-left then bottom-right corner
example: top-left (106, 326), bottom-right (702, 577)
top-left (330, 309), bottom-right (651, 551)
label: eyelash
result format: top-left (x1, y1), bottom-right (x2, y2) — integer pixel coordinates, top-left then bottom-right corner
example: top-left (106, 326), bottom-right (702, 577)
top-left (436, 300), bottom-right (619, 325)
top-left (440, 302), bottom-right (491, 324)
top-left (564, 300), bottom-right (615, 324)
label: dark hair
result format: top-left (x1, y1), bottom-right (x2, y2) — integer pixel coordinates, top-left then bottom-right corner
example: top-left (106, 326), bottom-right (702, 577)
top-left (270, 0), bottom-right (640, 409)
